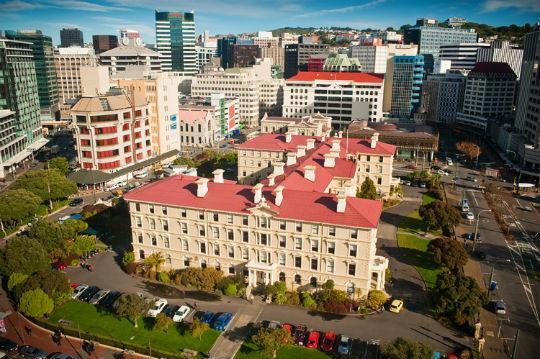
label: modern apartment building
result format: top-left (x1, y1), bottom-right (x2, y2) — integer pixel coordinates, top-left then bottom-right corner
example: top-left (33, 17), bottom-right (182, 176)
top-left (422, 69), bottom-right (467, 124)
top-left (382, 44), bottom-right (419, 112)
top-left (284, 43), bottom-right (329, 79)
top-left (0, 110), bottom-right (32, 179)
top-left (54, 47), bottom-right (98, 104)
top-left (92, 35), bottom-right (118, 55)
top-left (349, 45), bottom-right (388, 73)
top-left (155, 10), bottom-right (197, 74)
top-left (60, 28), bottom-right (83, 47)
top-left (476, 40), bottom-right (523, 79)
top-left (456, 62), bottom-right (516, 132)
top-left (71, 89), bottom-right (152, 171)
top-left (260, 113), bottom-right (332, 137)
top-left (283, 71), bottom-right (384, 127)
top-left (390, 55), bottom-right (424, 118)
top-left (5, 30), bottom-right (58, 118)
top-left (439, 43), bottom-right (490, 70)
top-left (99, 38), bottom-right (162, 76)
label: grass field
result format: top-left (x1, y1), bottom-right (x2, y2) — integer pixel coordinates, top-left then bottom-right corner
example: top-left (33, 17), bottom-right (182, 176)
top-left (235, 339), bottom-right (332, 359)
top-left (422, 192), bottom-right (436, 206)
top-left (396, 233), bottom-right (440, 289)
top-left (48, 300), bottom-right (219, 355)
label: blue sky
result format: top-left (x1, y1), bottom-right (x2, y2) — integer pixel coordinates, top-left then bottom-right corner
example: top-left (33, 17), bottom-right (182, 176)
top-left (1, 0), bottom-right (538, 45)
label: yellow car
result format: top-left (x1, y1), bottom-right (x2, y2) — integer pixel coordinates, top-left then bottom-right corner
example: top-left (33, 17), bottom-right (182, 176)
top-left (389, 299), bottom-right (404, 313)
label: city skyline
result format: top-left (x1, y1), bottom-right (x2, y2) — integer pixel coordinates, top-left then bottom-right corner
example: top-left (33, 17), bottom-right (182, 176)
top-left (1, 0), bottom-right (538, 45)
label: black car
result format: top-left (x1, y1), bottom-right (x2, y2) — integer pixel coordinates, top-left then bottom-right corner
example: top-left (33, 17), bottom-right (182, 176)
top-left (19, 345), bottom-right (48, 359)
top-left (100, 291), bottom-right (121, 308)
top-left (163, 304), bottom-right (180, 319)
top-left (293, 324), bottom-right (308, 346)
top-left (69, 198), bottom-right (83, 207)
top-left (79, 286), bottom-right (100, 302)
top-left (0, 337), bottom-right (18, 351)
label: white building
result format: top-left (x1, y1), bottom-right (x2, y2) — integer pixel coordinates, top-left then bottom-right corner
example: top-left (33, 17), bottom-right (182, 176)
top-left (476, 40), bottom-right (523, 79)
top-left (54, 47), bottom-right (98, 104)
top-left (196, 45), bottom-right (217, 72)
top-left (349, 45), bottom-right (388, 73)
top-left (283, 71), bottom-right (384, 127)
top-left (99, 38), bottom-right (161, 76)
top-left (439, 43), bottom-right (490, 70)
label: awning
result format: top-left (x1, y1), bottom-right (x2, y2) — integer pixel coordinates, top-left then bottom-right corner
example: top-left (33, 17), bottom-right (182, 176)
top-left (26, 137), bottom-right (50, 151)
top-left (1, 149), bottom-right (32, 166)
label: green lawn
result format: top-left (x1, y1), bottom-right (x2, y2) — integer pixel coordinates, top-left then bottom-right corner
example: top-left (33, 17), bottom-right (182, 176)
top-left (422, 192), bottom-right (436, 206)
top-left (396, 233), bottom-right (440, 289)
top-left (235, 340), bottom-right (331, 359)
top-left (47, 300), bottom-right (219, 355)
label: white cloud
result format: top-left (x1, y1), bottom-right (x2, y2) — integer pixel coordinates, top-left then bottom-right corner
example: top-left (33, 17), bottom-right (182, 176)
top-left (1, 0), bottom-right (130, 12)
top-left (483, 0), bottom-right (540, 12)
top-left (296, 0), bottom-right (387, 18)
top-left (90, 15), bottom-right (154, 39)
top-left (2, 0), bottom-right (45, 11)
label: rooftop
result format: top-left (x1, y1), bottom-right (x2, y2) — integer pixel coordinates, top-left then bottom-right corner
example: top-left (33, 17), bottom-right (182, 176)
top-left (71, 92), bottom-right (147, 112)
top-left (287, 71), bottom-right (384, 83)
top-left (470, 62), bottom-right (516, 76)
top-left (178, 109), bottom-right (211, 125)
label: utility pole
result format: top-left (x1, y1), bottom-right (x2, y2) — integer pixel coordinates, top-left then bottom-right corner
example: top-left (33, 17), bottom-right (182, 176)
top-left (487, 266), bottom-right (494, 297)
top-left (511, 329), bottom-right (519, 359)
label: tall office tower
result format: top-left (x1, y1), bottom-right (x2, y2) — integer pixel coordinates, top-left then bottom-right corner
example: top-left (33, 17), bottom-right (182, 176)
top-left (92, 35), bottom-right (118, 54)
top-left (404, 18), bottom-right (477, 72)
top-left (60, 28), bottom-right (83, 47)
top-left (382, 44), bottom-right (419, 112)
top-left (476, 40), bottom-right (524, 79)
top-left (0, 39), bottom-right (43, 165)
top-left (54, 47), bottom-right (98, 104)
top-left (515, 26), bottom-right (540, 173)
top-left (5, 30), bottom-right (58, 118)
top-left (439, 43), bottom-right (490, 70)
top-left (456, 62), bottom-right (516, 132)
top-left (422, 69), bottom-right (467, 124)
top-left (155, 10), bottom-right (197, 74)
top-left (284, 43), bottom-right (329, 79)
top-left (217, 37), bottom-right (236, 69)
top-left (349, 45), bottom-right (389, 73)
top-left (390, 55), bottom-right (424, 118)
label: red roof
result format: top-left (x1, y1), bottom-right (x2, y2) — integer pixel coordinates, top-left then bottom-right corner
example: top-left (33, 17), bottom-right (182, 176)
top-left (124, 175), bottom-right (382, 228)
top-left (288, 71), bottom-right (384, 83)
top-left (237, 133), bottom-right (318, 152)
top-left (179, 109), bottom-right (210, 125)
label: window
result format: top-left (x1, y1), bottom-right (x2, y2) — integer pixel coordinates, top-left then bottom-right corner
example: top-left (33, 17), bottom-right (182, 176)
top-left (294, 274), bottom-right (302, 284)
top-left (349, 244), bottom-right (357, 257)
top-left (199, 226), bottom-right (206, 236)
top-left (200, 259), bottom-right (207, 269)
top-left (280, 221), bottom-right (286, 230)
top-left (181, 222), bottom-right (188, 234)
top-left (228, 229), bottom-right (234, 241)
top-left (200, 242), bottom-right (207, 254)
top-left (348, 263), bottom-right (356, 276)
top-left (228, 265), bottom-right (235, 275)
top-left (326, 259), bottom-right (334, 273)
top-left (162, 207), bottom-right (167, 215)
top-left (228, 246), bottom-right (234, 258)
top-left (311, 239), bottom-right (319, 252)
top-left (149, 205), bottom-right (154, 214)
top-left (379, 156), bottom-right (384, 163)
top-left (279, 253), bottom-right (286, 265)
top-left (242, 247), bottom-right (249, 260)
top-left (366, 155), bottom-right (371, 162)
top-left (164, 237), bottom-right (170, 248)
top-left (243, 216), bottom-right (248, 225)
top-left (181, 239), bottom-right (189, 251)
top-left (311, 225), bottom-right (319, 235)
top-left (137, 233), bottom-right (143, 243)
top-left (310, 277), bottom-right (317, 288)
top-left (378, 177), bottom-right (382, 185)
top-left (242, 231), bottom-right (249, 243)
top-left (139, 249), bottom-right (145, 259)
top-left (259, 250), bottom-right (269, 264)
top-left (295, 237), bottom-right (302, 250)
top-left (149, 218), bottom-right (155, 230)
top-left (227, 214), bottom-right (233, 224)
top-left (213, 212), bottom-right (219, 222)
top-left (135, 203), bottom-right (140, 211)
top-left (279, 235), bottom-right (286, 248)
top-left (135, 217), bottom-right (142, 227)
top-left (181, 208), bottom-right (187, 218)
top-left (351, 229), bottom-right (358, 239)
top-left (327, 242), bottom-right (335, 254)
top-left (163, 220), bottom-right (168, 231)
top-left (212, 227), bottom-right (220, 239)
top-left (259, 216), bottom-right (269, 228)
top-left (184, 256), bottom-right (190, 267)
top-left (279, 272), bottom-right (286, 281)
top-left (296, 222), bottom-right (302, 232)
top-left (214, 244), bottom-right (220, 256)
top-left (199, 211), bottom-right (204, 220)
top-left (260, 233), bottom-right (268, 245)
top-left (295, 256), bottom-right (302, 268)
top-left (311, 258), bottom-right (318, 271)
top-left (329, 226), bottom-right (336, 236)
top-left (151, 236), bottom-right (157, 246)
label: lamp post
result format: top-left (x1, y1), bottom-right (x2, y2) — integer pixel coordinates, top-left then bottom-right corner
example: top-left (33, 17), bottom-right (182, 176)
top-left (472, 209), bottom-right (492, 252)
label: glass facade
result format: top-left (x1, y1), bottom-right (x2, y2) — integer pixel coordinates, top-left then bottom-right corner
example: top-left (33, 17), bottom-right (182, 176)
top-left (390, 55), bottom-right (425, 118)
top-left (155, 11), bottom-right (196, 74)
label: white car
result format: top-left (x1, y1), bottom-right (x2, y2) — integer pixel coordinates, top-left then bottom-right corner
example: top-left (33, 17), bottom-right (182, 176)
top-left (466, 212), bottom-right (475, 221)
top-left (147, 298), bottom-right (168, 317)
top-left (172, 305), bottom-right (191, 322)
top-left (71, 284), bottom-right (89, 299)
top-left (437, 169), bottom-right (449, 176)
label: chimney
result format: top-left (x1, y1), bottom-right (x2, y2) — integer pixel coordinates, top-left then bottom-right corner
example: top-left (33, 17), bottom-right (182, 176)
top-left (306, 138), bottom-right (316, 150)
top-left (304, 165), bottom-right (316, 182)
top-left (267, 173), bottom-right (276, 186)
top-left (331, 139), bottom-right (341, 152)
top-left (371, 132), bottom-right (379, 149)
top-left (324, 153), bottom-right (336, 168)
top-left (336, 190), bottom-right (347, 213)
top-left (212, 169), bottom-right (224, 183)
top-left (274, 185), bottom-right (284, 206)
top-left (195, 178), bottom-right (209, 197)
top-left (338, 131), bottom-right (343, 138)
top-left (285, 131), bottom-right (294, 143)
top-left (286, 152), bottom-right (297, 166)
top-left (296, 145), bottom-right (306, 158)
top-left (321, 134), bottom-right (326, 143)
top-left (253, 183), bottom-right (263, 204)
top-left (273, 161), bottom-right (285, 176)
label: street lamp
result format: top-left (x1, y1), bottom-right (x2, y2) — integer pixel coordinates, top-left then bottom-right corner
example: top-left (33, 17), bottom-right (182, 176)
top-left (472, 209), bottom-right (492, 252)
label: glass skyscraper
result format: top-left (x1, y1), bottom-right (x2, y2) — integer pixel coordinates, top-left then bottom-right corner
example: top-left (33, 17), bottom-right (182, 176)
top-left (155, 11), bottom-right (196, 74)
top-left (390, 55), bottom-right (424, 118)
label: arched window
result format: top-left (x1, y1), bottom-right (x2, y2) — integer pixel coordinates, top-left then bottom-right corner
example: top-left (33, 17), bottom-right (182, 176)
top-left (310, 277), bottom-right (317, 288)
top-left (294, 274), bottom-right (302, 284)
top-left (201, 259), bottom-right (207, 269)
top-left (279, 272), bottom-right (286, 282)
top-left (139, 249), bottom-right (145, 259)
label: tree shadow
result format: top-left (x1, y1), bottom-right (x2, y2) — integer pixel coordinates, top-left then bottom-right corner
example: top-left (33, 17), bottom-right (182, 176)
top-left (384, 246), bottom-right (438, 272)
top-left (306, 309), bottom-right (347, 321)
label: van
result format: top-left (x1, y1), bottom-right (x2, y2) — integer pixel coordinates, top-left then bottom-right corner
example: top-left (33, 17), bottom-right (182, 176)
top-left (447, 158), bottom-right (453, 166)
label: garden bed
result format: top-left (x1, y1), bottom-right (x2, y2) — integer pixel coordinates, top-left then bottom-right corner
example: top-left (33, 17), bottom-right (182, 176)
top-left (235, 338), bottom-right (331, 359)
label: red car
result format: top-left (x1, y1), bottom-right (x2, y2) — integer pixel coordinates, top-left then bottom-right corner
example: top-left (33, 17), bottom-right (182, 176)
top-left (52, 262), bottom-right (67, 271)
top-left (320, 331), bottom-right (337, 352)
top-left (282, 323), bottom-right (293, 334)
top-left (306, 331), bottom-right (320, 349)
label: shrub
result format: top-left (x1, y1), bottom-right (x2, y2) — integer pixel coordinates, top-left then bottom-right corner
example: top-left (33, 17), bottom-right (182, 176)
top-left (322, 299), bottom-right (353, 314)
top-left (8, 273), bottom-right (29, 291)
top-left (321, 279), bottom-right (334, 291)
top-left (18, 288), bottom-right (54, 318)
top-left (171, 267), bottom-right (223, 291)
top-left (285, 291), bottom-right (300, 306)
top-left (224, 283), bottom-right (237, 296)
top-left (366, 290), bottom-right (388, 310)
top-left (153, 312), bottom-right (173, 332)
top-left (157, 271), bottom-right (170, 284)
top-left (122, 251), bottom-right (135, 268)
top-left (300, 292), bottom-right (316, 309)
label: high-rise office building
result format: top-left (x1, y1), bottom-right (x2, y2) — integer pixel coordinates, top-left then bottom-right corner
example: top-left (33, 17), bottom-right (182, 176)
top-left (54, 47), bottom-right (98, 104)
top-left (349, 45), bottom-right (388, 73)
top-left (439, 43), bottom-right (490, 70)
top-left (217, 37), bottom-right (236, 69)
top-left (228, 44), bottom-right (259, 68)
top-left (92, 35), bottom-right (118, 54)
top-left (390, 55), bottom-right (424, 118)
top-left (5, 30), bottom-right (58, 117)
top-left (422, 69), bottom-right (467, 124)
top-left (382, 44), bottom-right (419, 112)
top-left (60, 28), bottom-right (84, 47)
top-left (155, 10), bottom-right (197, 74)
top-left (476, 40), bottom-right (523, 79)
top-left (284, 43), bottom-right (329, 79)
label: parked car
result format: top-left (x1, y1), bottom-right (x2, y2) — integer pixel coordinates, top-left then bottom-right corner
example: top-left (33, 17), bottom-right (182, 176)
top-left (447, 158), bottom-right (453, 166)
top-left (282, 323), bottom-right (294, 334)
top-left (52, 262), bottom-right (67, 271)
top-left (48, 353), bottom-right (76, 359)
top-left (294, 325), bottom-right (308, 346)
top-left (404, 180), bottom-right (412, 186)
top-left (437, 169), bottom-right (449, 176)
top-left (100, 291), bottom-right (121, 308)
top-left (419, 182), bottom-right (427, 188)
top-left (465, 232), bottom-right (481, 241)
top-left (466, 212), bottom-right (475, 221)
top-left (492, 300), bottom-right (506, 315)
top-left (337, 335), bottom-right (351, 355)
top-left (473, 251), bottom-right (487, 260)
top-left (267, 320), bottom-right (280, 330)
top-left (163, 304), bottom-right (180, 319)
top-left (389, 299), bottom-right (404, 313)
top-left (69, 198), bottom-right (83, 207)
top-left (89, 289), bottom-right (110, 305)
top-left (320, 331), bottom-right (337, 352)
top-left (0, 338), bottom-right (18, 352)
top-left (79, 286), bottom-right (99, 302)
top-left (306, 331), bottom-right (320, 349)
top-left (18, 346), bottom-right (47, 359)
top-left (147, 298), bottom-right (167, 317)
top-left (466, 176), bottom-right (478, 182)
top-left (200, 311), bottom-right (215, 324)
top-left (71, 284), bottom-right (88, 300)
top-left (172, 305), bottom-right (191, 322)
top-left (212, 312), bottom-right (233, 331)
top-left (460, 199), bottom-right (469, 207)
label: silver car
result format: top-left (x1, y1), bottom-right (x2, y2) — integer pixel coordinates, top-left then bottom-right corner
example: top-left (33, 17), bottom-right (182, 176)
top-left (89, 289), bottom-right (110, 305)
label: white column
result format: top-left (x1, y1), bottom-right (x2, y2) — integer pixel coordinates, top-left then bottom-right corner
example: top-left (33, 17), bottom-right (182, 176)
top-left (249, 270), bottom-right (255, 286)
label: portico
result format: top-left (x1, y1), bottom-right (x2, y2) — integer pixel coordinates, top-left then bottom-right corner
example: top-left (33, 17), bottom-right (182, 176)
top-left (246, 260), bottom-right (277, 286)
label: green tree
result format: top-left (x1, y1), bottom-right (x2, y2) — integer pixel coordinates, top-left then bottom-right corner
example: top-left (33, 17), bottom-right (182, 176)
top-left (382, 337), bottom-right (433, 359)
top-left (366, 290), bottom-right (388, 310)
top-left (419, 200), bottom-right (460, 231)
top-left (191, 318), bottom-right (210, 340)
top-left (18, 288), bottom-right (54, 319)
top-left (114, 293), bottom-right (149, 328)
top-left (428, 237), bottom-right (468, 272)
top-left (122, 251), bottom-right (135, 267)
top-left (0, 236), bottom-right (49, 276)
top-left (70, 235), bottom-right (96, 256)
top-left (357, 177), bottom-right (378, 199)
top-left (27, 219), bottom-right (72, 259)
top-left (252, 327), bottom-right (293, 358)
top-left (153, 312), bottom-right (173, 332)
top-left (13, 169), bottom-right (77, 204)
top-left (173, 156), bottom-right (199, 168)
top-left (224, 283), bottom-right (237, 296)
top-left (48, 156), bottom-right (69, 175)
top-left (321, 279), bottom-right (335, 291)
top-left (144, 252), bottom-right (165, 273)
top-left (431, 272), bottom-right (487, 328)
top-left (21, 269), bottom-right (72, 306)
top-left (300, 292), bottom-right (316, 309)
top-left (62, 219), bottom-right (88, 235)
top-left (0, 189), bottom-right (42, 231)
top-left (7, 273), bottom-right (29, 291)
